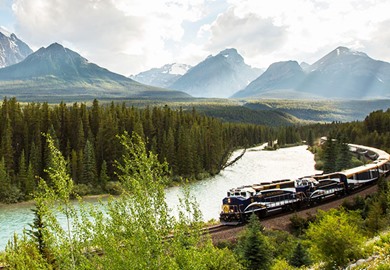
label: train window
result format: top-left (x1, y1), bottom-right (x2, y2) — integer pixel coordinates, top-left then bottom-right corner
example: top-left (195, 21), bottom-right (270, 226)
top-left (227, 192), bottom-right (231, 197)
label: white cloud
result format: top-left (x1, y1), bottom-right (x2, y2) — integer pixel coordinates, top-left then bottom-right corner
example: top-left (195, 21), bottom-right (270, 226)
top-left (7, 0), bottom-right (390, 75)
top-left (12, 0), bottom-right (210, 75)
top-left (203, 7), bottom-right (287, 67)
top-left (202, 0), bottom-right (390, 68)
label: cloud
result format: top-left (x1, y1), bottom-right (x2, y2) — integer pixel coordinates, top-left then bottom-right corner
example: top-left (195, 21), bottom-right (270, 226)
top-left (11, 0), bottom-right (208, 75)
top-left (8, 0), bottom-right (390, 75)
top-left (363, 19), bottom-right (390, 62)
top-left (204, 0), bottom-right (390, 68)
top-left (205, 7), bottom-right (287, 56)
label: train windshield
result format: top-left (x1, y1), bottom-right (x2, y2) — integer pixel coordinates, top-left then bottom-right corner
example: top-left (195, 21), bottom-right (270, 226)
top-left (227, 190), bottom-right (253, 198)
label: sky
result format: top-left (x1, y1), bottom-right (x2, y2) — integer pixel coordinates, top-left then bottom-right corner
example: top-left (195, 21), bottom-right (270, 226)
top-left (1, 0), bottom-right (390, 76)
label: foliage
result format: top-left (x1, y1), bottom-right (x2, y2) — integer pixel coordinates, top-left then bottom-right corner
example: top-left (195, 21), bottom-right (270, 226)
top-left (3, 132), bottom-right (243, 269)
top-left (289, 242), bottom-right (311, 267)
top-left (235, 214), bottom-right (274, 270)
top-left (270, 259), bottom-right (297, 270)
top-left (265, 230), bottom-right (297, 260)
top-left (305, 209), bottom-right (366, 269)
top-left (320, 135), bottom-right (352, 173)
top-left (0, 97), bottom-right (273, 202)
top-left (289, 212), bottom-right (316, 236)
top-left (4, 234), bottom-right (52, 270)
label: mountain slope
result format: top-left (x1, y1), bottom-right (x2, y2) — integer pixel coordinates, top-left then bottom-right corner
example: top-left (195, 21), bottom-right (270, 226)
top-left (0, 27), bottom-right (33, 67)
top-left (0, 43), bottom-right (189, 101)
top-left (130, 63), bottom-right (191, 88)
top-left (232, 61), bottom-right (305, 98)
top-left (169, 48), bottom-right (262, 98)
top-left (300, 46), bottom-right (390, 98)
top-left (233, 47), bottom-right (390, 99)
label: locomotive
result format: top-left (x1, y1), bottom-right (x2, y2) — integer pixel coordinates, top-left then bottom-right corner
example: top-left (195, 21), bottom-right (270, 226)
top-left (220, 144), bottom-right (390, 225)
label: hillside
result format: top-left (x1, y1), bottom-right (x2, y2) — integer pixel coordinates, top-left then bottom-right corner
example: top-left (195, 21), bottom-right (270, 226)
top-left (232, 46), bottom-right (390, 99)
top-left (0, 43), bottom-right (189, 101)
top-left (169, 48), bottom-right (261, 98)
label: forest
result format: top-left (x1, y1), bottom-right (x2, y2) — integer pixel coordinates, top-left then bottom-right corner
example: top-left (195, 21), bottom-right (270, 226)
top-left (2, 99), bottom-right (390, 268)
top-left (2, 115), bottom-right (390, 269)
top-left (0, 97), bottom-right (279, 203)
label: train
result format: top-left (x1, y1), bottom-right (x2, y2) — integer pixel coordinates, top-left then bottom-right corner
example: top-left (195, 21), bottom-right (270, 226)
top-left (219, 143), bottom-right (390, 225)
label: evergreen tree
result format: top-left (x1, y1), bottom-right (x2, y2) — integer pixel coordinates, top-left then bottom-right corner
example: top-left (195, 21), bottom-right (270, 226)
top-left (25, 161), bottom-right (36, 199)
top-left (18, 150), bottom-right (28, 194)
top-left (236, 214), bottom-right (273, 270)
top-left (0, 157), bottom-right (11, 202)
top-left (336, 140), bottom-right (352, 170)
top-left (26, 206), bottom-right (47, 259)
top-left (289, 242), bottom-right (311, 267)
top-left (322, 137), bottom-right (337, 173)
top-left (82, 140), bottom-right (97, 185)
top-left (307, 129), bottom-right (314, 147)
top-left (99, 160), bottom-right (110, 189)
top-left (70, 150), bottom-right (79, 183)
top-left (1, 114), bottom-right (14, 176)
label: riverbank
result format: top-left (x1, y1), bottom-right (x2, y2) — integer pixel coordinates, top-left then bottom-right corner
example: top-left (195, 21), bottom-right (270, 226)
top-left (0, 144), bottom-right (319, 250)
top-left (0, 194), bottom-right (112, 209)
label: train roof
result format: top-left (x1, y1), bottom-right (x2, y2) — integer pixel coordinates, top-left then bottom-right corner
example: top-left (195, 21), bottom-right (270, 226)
top-left (349, 143), bottom-right (390, 160)
top-left (342, 163), bottom-right (379, 177)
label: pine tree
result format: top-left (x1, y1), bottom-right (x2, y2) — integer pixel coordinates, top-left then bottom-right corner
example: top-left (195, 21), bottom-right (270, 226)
top-left (336, 140), bottom-right (352, 171)
top-left (322, 137), bottom-right (337, 173)
top-left (25, 161), bottom-right (36, 199)
top-left (26, 206), bottom-right (47, 258)
top-left (82, 140), bottom-right (97, 185)
top-left (90, 99), bottom-right (100, 138)
top-left (289, 242), bottom-right (311, 267)
top-left (0, 157), bottom-right (11, 202)
top-left (307, 129), bottom-right (314, 147)
top-left (236, 214), bottom-right (273, 270)
top-left (1, 114), bottom-right (14, 176)
top-left (99, 160), bottom-right (110, 189)
top-left (18, 150), bottom-right (28, 194)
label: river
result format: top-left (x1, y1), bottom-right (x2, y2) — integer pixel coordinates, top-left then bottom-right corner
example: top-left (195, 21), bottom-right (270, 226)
top-left (0, 144), bottom-right (319, 250)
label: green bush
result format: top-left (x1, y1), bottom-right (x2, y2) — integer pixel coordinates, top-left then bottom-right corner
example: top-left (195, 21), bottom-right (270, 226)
top-left (105, 181), bottom-right (122, 195)
top-left (72, 184), bottom-right (90, 196)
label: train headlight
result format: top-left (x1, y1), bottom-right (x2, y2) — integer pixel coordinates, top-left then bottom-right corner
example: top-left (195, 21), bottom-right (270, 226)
top-left (222, 204), bottom-right (229, 213)
top-left (228, 198), bottom-right (231, 203)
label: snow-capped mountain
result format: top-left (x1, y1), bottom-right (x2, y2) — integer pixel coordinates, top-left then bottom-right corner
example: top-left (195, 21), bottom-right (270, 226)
top-left (301, 46), bottom-right (390, 98)
top-left (233, 46), bottom-right (390, 99)
top-left (0, 27), bottom-right (33, 68)
top-left (0, 42), bottom-right (190, 101)
top-left (169, 48), bottom-right (262, 98)
top-left (130, 63), bottom-right (192, 88)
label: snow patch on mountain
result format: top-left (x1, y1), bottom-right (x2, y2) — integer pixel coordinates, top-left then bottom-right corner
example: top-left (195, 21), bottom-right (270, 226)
top-left (0, 29), bottom-right (33, 68)
top-left (130, 63), bottom-right (192, 88)
top-left (0, 26), bottom-right (12, 38)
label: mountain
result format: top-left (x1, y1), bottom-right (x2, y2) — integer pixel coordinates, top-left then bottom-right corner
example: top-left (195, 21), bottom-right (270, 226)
top-left (233, 46), bottom-right (390, 99)
top-left (130, 63), bottom-right (192, 88)
top-left (0, 27), bottom-right (33, 68)
top-left (301, 46), bottom-right (390, 98)
top-left (232, 61), bottom-right (306, 98)
top-left (169, 48), bottom-right (262, 98)
top-left (0, 43), bottom-right (189, 101)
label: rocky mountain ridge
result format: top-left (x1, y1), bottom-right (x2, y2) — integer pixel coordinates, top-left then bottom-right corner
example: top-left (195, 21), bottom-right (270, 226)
top-left (0, 27), bottom-right (33, 68)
